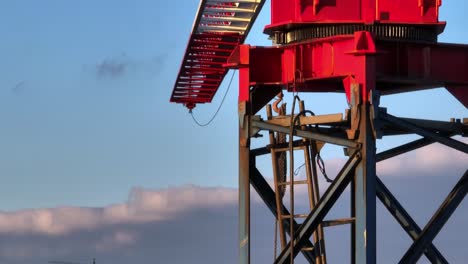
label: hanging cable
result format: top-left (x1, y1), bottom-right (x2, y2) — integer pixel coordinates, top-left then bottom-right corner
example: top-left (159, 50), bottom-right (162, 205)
top-left (190, 71), bottom-right (236, 127)
top-left (288, 94), bottom-right (302, 264)
top-left (317, 153), bottom-right (333, 183)
top-left (274, 219), bottom-right (278, 261)
top-left (292, 109), bottom-right (333, 184)
top-left (293, 163), bottom-right (306, 176)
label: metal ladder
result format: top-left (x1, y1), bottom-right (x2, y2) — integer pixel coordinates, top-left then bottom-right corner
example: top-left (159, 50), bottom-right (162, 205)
top-left (267, 101), bottom-right (327, 264)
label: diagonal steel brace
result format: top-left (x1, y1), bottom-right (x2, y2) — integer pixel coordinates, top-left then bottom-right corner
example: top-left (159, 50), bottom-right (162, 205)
top-left (382, 113), bottom-right (468, 154)
top-left (376, 176), bottom-right (448, 264)
top-left (399, 170), bottom-right (468, 264)
top-left (377, 137), bottom-right (445, 162)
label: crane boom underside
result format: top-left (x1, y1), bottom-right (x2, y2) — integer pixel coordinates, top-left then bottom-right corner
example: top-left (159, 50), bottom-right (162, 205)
top-left (170, 0), bottom-right (265, 109)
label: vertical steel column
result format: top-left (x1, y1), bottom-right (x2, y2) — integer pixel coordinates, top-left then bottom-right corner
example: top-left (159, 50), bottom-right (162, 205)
top-left (350, 179), bottom-right (356, 264)
top-left (239, 100), bottom-right (251, 264)
top-left (353, 102), bottom-right (377, 264)
top-left (349, 32), bottom-right (378, 263)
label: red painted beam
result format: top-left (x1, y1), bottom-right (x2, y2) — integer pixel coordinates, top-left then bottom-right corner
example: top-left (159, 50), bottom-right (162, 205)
top-left (227, 32), bottom-right (468, 106)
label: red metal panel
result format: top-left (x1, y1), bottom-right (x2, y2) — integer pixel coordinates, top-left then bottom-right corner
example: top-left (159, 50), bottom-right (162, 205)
top-left (378, 0), bottom-right (441, 22)
top-left (267, 0), bottom-right (442, 32)
top-left (227, 32), bottom-right (468, 106)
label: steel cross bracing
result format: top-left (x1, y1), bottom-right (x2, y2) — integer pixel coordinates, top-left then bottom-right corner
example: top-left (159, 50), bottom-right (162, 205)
top-left (238, 85), bottom-right (467, 263)
top-left (171, 0), bottom-right (265, 109)
top-left (232, 27), bottom-right (468, 263)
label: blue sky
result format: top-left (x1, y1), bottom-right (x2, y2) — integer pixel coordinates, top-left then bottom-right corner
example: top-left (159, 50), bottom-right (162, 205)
top-left (0, 1), bottom-right (466, 263)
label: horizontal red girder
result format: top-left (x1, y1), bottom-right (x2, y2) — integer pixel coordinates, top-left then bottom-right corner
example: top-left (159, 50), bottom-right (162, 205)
top-left (227, 32), bottom-right (468, 107)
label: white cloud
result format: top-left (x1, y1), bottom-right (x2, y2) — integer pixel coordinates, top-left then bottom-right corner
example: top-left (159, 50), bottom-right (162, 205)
top-left (0, 185), bottom-right (237, 236)
top-left (0, 142), bottom-right (465, 263)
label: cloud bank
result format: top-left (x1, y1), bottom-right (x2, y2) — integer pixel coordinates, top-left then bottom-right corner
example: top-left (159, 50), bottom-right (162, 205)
top-left (0, 186), bottom-right (237, 236)
top-left (0, 140), bottom-right (466, 263)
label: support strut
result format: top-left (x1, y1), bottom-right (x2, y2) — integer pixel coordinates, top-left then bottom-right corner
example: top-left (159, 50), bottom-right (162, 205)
top-left (376, 177), bottom-right (448, 263)
top-left (399, 170), bottom-right (468, 264)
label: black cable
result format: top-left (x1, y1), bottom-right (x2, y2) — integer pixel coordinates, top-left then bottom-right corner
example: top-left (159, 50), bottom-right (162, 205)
top-left (293, 163), bottom-right (305, 176)
top-left (293, 109), bottom-right (333, 183)
top-left (288, 95), bottom-right (301, 264)
top-left (317, 153), bottom-right (333, 183)
top-left (190, 71), bottom-right (236, 127)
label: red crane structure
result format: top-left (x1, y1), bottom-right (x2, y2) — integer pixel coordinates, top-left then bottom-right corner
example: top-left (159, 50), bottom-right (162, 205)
top-left (171, 0), bottom-right (467, 263)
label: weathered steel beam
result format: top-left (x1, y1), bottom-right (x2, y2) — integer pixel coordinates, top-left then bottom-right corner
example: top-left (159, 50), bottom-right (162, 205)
top-left (399, 170), bottom-right (468, 264)
top-left (377, 137), bottom-right (439, 162)
top-left (382, 113), bottom-right (468, 154)
top-left (239, 101), bottom-right (251, 264)
top-left (398, 118), bottom-right (465, 134)
top-left (250, 140), bottom-right (313, 157)
top-left (274, 151), bottom-right (361, 264)
top-left (252, 120), bottom-right (358, 148)
top-left (353, 103), bottom-right (377, 264)
top-left (376, 177), bottom-right (448, 264)
top-left (265, 113), bottom-right (344, 127)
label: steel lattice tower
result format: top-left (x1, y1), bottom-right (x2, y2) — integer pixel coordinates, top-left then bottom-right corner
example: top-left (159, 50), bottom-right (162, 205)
top-left (170, 1), bottom-right (468, 263)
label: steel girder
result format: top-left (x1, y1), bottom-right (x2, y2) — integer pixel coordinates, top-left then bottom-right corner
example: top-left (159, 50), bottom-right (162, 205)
top-left (382, 113), bottom-right (468, 154)
top-left (227, 32), bottom-right (468, 107)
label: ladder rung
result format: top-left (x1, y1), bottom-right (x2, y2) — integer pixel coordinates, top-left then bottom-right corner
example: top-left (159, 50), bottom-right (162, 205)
top-left (322, 218), bottom-right (355, 227)
top-left (278, 180), bottom-right (309, 186)
top-left (271, 145), bottom-right (308, 153)
top-left (301, 247), bottom-right (314, 251)
top-left (280, 213), bottom-right (309, 219)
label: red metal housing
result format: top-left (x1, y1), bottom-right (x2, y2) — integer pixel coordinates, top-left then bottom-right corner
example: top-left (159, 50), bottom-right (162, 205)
top-left (171, 0), bottom-right (467, 109)
top-left (227, 32), bottom-right (468, 106)
top-left (269, 0), bottom-right (442, 26)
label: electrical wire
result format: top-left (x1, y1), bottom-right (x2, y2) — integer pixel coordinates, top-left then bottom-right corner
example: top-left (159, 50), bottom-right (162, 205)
top-left (292, 109), bottom-right (333, 183)
top-left (293, 163), bottom-right (306, 176)
top-left (274, 219), bottom-right (278, 261)
top-left (190, 71), bottom-right (236, 127)
top-left (317, 153), bottom-right (333, 183)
